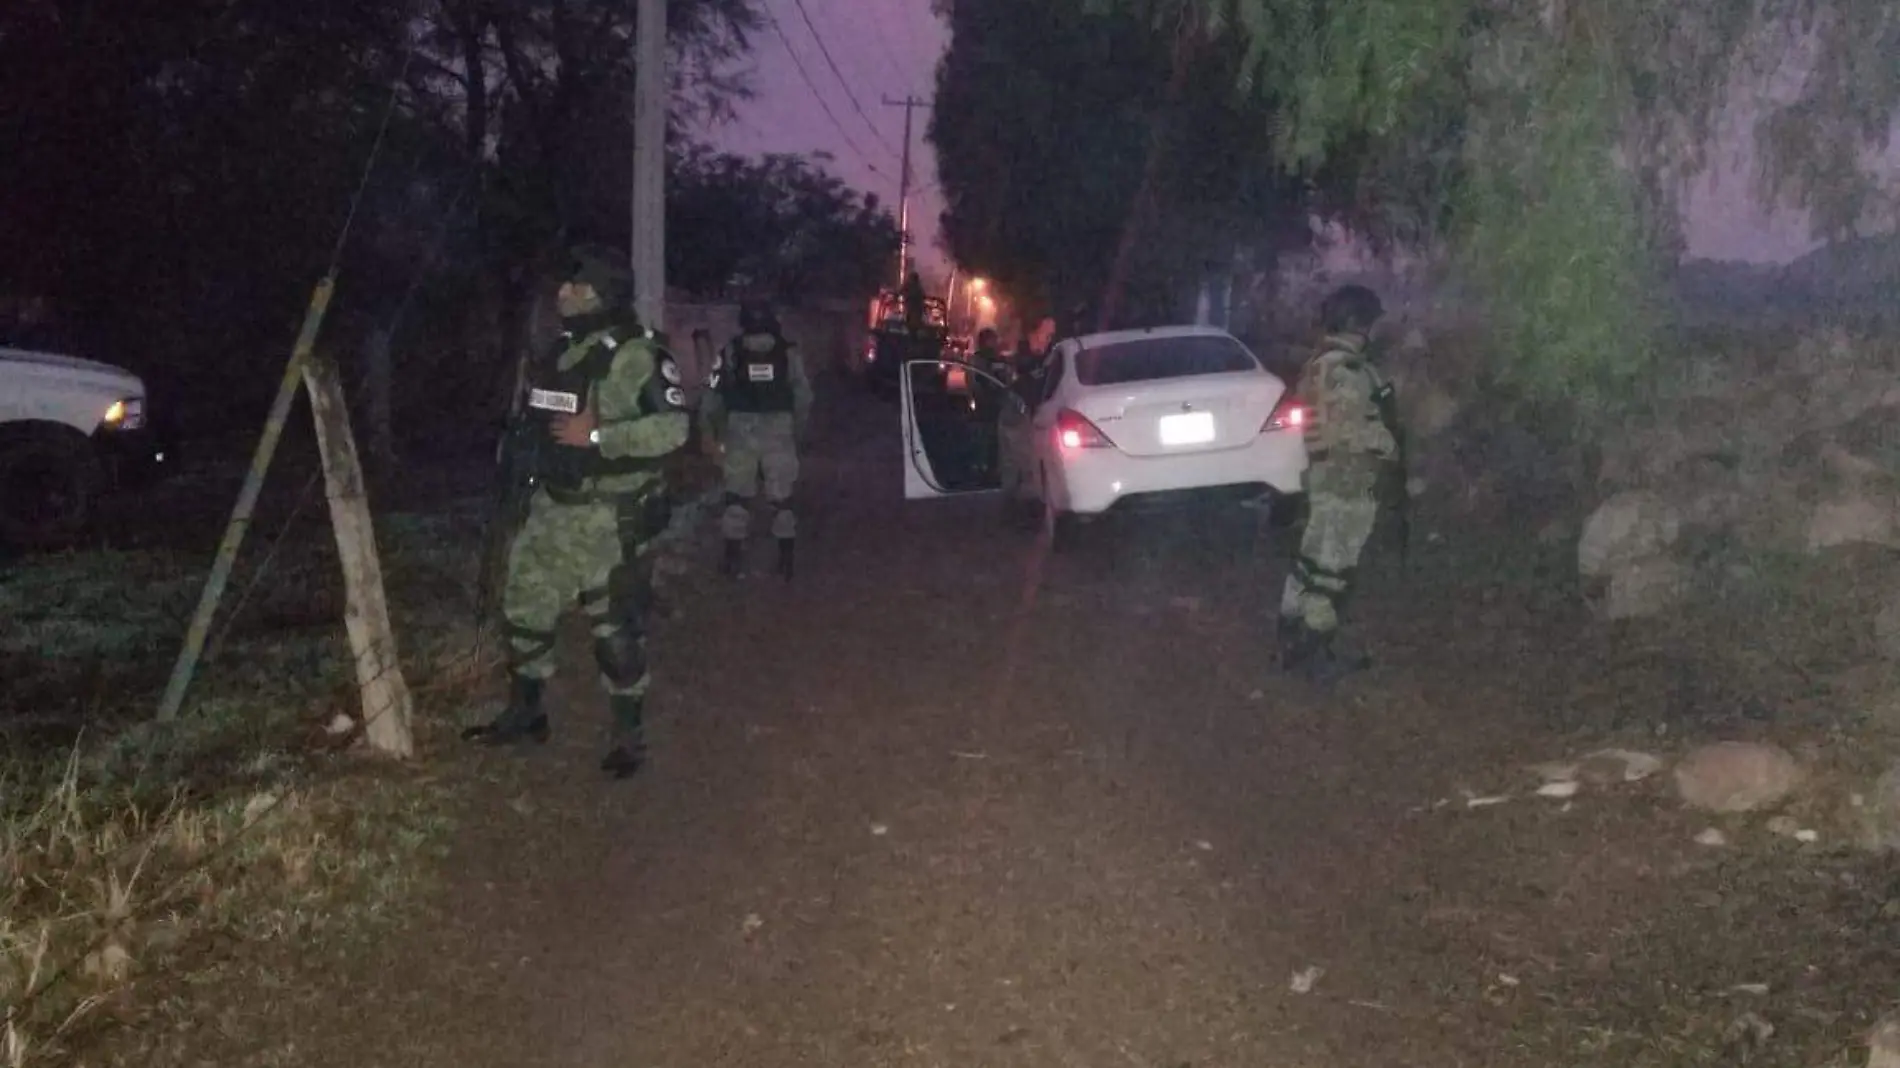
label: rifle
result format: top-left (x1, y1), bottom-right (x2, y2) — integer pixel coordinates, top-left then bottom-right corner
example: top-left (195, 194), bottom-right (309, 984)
top-left (476, 346), bottom-right (539, 625)
top-left (1372, 378), bottom-right (1410, 568)
top-left (691, 328), bottom-right (724, 451)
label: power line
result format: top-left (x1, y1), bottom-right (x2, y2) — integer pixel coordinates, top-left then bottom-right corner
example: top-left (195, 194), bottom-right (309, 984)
top-left (786, 0), bottom-right (902, 161)
top-left (823, 0), bottom-right (910, 106)
top-left (864, 5), bottom-right (918, 94)
top-left (764, 9), bottom-right (887, 173)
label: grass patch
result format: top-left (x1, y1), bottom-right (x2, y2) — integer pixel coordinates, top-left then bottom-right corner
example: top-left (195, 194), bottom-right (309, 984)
top-left (1, 749), bottom-right (456, 1067)
top-left (0, 496), bottom-right (497, 1066)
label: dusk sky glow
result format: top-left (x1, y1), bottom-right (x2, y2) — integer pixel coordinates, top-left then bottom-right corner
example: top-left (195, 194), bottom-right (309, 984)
top-left (707, 0), bottom-right (951, 277)
top-left (703, 1), bottom-right (1880, 278)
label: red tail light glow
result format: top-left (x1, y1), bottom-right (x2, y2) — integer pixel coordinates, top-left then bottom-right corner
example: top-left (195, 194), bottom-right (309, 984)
top-left (1055, 408), bottom-right (1114, 450)
top-left (1264, 395), bottom-right (1308, 433)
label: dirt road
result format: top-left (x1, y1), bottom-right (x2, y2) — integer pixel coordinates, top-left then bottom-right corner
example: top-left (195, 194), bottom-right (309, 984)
top-left (235, 384), bottom-right (1891, 1068)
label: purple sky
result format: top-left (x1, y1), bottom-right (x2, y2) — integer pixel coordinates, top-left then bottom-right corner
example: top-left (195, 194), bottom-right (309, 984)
top-left (706, 2), bottom-right (1848, 275)
top-left (708, 0), bottom-right (951, 278)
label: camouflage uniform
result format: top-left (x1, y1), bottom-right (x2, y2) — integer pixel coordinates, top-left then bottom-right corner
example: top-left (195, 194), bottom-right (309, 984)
top-left (465, 249), bottom-right (690, 778)
top-left (1278, 296), bottom-right (1399, 682)
top-left (701, 307), bottom-right (813, 579)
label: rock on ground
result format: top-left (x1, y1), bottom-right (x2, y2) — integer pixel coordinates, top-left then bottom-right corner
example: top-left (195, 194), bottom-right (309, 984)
top-left (1674, 741), bottom-right (1804, 813)
top-left (1579, 491), bottom-right (1682, 579)
top-left (1854, 762), bottom-right (1900, 854)
top-left (1576, 748), bottom-right (1666, 785)
top-left (1597, 556), bottom-right (1690, 621)
top-left (1874, 591), bottom-right (1900, 661)
top-left (1807, 495), bottom-right (1900, 553)
top-left (1871, 1012), bottom-right (1900, 1068)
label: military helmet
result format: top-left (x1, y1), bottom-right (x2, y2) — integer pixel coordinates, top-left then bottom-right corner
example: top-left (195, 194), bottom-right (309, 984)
top-left (566, 243), bottom-right (633, 309)
top-left (1319, 284), bottom-right (1383, 335)
top-left (738, 298), bottom-right (779, 336)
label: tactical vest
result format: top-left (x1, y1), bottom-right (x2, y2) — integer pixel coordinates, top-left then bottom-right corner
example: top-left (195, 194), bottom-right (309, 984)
top-left (525, 328), bottom-right (663, 495)
top-left (1299, 340), bottom-right (1398, 461)
top-left (717, 336), bottom-right (795, 414)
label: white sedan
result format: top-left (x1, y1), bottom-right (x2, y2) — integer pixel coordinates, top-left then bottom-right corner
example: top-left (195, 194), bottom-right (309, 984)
top-left (899, 325), bottom-right (1308, 545)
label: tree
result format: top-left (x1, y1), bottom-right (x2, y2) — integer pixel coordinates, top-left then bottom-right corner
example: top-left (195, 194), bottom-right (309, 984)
top-left (928, 0), bottom-right (1306, 332)
top-left (930, 0), bottom-right (1159, 322)
top-left (0, 0), bottom-right (768, 444)
top-left (0, 0), bottom-right (421, 429)
top-left (1087, 0), bottom-right (1900, 417)
top-left (667, 148), bottom-right (902, 301)
top-left (399, 0), bottom-right (764, 420)
top-left (405, 0), bottom-right (760, 242)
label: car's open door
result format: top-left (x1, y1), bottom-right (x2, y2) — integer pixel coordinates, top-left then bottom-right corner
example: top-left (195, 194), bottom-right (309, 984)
top-left (899, 359), bottom-right (1020, 499)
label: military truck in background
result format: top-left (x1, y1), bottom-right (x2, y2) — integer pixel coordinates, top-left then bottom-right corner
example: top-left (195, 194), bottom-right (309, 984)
top-left (862, 287), bottom-right (949, 399)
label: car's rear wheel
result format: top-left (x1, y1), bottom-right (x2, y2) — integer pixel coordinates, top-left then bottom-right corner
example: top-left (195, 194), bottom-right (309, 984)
top-left (1039, 490), bottom-right (1083, 553)
top-left (1029, 462), bottom-right (1084, 551)
top-left (1269, 491), bottom-right (1308, 530)
top-left (0, 427), bottom-right (102, 550)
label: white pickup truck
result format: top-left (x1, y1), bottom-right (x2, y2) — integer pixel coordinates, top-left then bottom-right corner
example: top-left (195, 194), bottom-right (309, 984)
top-left (1, 346), bottom-right (166, 548)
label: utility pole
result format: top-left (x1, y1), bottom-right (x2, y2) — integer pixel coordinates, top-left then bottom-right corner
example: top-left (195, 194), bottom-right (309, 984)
top-left (882, 95), bottom-right (928, 288)
top-left (631, 0), bottom-right (666, 333)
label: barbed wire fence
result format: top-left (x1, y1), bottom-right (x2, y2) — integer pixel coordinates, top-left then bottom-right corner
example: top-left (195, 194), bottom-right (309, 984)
top-left (3, 31), bottom-right (752, 1054)
top-left (5, 46), bottom-right (493, 1062)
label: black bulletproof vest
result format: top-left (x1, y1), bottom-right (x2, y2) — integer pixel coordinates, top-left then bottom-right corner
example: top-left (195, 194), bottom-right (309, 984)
top-left (525, 329), bottom-right (660, 493)
top-left (718, 336), bottom-right (794, 413)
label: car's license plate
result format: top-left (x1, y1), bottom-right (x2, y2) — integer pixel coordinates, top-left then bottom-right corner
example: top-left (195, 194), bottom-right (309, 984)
top-left (1158, 411), bottom-right (1215, 446)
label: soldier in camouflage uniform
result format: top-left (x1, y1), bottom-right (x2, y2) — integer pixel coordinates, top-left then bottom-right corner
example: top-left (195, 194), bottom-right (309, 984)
top-left (1277, 284), bottom-right (1401, 684)
top-left (700, 299), bottom-right (813, 580)
top-left (463, 245), bottom-right (690, 779)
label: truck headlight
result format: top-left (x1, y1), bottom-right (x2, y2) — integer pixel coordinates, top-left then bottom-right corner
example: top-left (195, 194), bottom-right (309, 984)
top-left (102, 397), bottom-right (145, 430)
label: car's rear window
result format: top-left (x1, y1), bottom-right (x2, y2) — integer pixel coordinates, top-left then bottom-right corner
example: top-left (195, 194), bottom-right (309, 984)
top-left (1073, 335), bottom-right (1259, 386)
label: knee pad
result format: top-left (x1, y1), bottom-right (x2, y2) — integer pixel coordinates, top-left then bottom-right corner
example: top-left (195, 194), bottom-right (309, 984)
top-left (503, 623), bottom-right (557, 666)
top-left (594, 629), bottom-right (647, 688)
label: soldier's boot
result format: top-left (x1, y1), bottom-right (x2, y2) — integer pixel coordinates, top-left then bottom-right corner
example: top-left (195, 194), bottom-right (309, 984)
top-left (1303, 631), bottom-right (1369, 687)
top-left (1331, 632), bottom-right (1374, 672)
top-left (461, 675), bottom-right (550, 746)
top-left (721, 537), bottom-right (745, 578)
top-left (776, 537), bottom-right (795, 581)
top-left (1275, 615), bottom-right (1316, 672)
top-left (600, 694), bottom-right (648, 780)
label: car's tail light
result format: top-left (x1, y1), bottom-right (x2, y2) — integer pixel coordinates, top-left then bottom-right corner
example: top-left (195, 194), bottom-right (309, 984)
top-left (1056, 408), bottom-right (1115, 450)
top-left (1263, 394), bottom-right (1308, 433)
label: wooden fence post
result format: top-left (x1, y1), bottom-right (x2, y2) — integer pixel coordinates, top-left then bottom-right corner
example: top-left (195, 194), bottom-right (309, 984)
top-left (302, 351), bottom-right (414, 758)
top-left (158, 279), bottom-right (334, 721)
